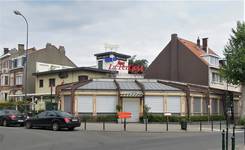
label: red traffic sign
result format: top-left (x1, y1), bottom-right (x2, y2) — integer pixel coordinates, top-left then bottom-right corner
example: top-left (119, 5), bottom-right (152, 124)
top-left (117, 112), bottom-right (132, 119)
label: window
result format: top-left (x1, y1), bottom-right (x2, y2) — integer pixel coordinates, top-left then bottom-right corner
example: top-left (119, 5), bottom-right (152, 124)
top-left (49, 78), bottom-right (55, 87)
top-left (98, 60), bottom-right (103, 69)
top-left (4, 76), bottom-right (8, 85)
top-left (212, 72), bottom-right (221, 83)
top-left (202, 99), bottom-right (208, 114)
top-left (13, 59), bottom-right (17, 68)
top-left (17, 58), bottom-right (22, 67)
top-left (39, 79), bottom-right (44, 88)
top-left (193, 97), bottom-right (201, 113)
top-left (15, 75), bottom-right (22, 85)
top-left (37, 112), bottom-right (47, 118)
top-left (46, 111), bottom-right (57, 117)
top-left (22, 57), bottom-right (26, 66)
top-left (78, 75), bottom-right (88, 82)
top-left (210, 56), bottom-right (219, 67)
top-left (211, 99), bottom-right (218, 114)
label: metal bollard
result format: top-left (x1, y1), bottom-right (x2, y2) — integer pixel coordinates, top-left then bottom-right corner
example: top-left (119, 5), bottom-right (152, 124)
top-left (124, 118), bottom-right (126, 131)
top-left (222, 130), bottom-right (225, 150)
top-left (244, 125), bottom-right (245, 145)
top-left (84, 119), bottom-right (87, 131)
top-left (220, 120), bottom-right (222, 131)
top-left (231, 136), bottom-right (235, 150)
top-left (103, 121), bottom-right (105, 131)
top-left (145, 119), bottom-right (148, 132)
top-left (200, 121), bottom-right (202, 132)
top-left (226, 127), bottom-right (229, 150)
top-left (166, 119), bottom-right (169, 131)
top-left (211, 119), bottom-right (213, 132)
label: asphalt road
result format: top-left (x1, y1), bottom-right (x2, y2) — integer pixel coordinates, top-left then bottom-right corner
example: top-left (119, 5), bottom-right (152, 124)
top-left (0, 127), bottom-right (244, 150)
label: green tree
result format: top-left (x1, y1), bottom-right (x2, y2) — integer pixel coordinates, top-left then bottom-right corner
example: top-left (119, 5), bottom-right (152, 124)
top-left (128, 55), bottom-right (148, 74)
top-left (221, 21), bottom-right (245, 117)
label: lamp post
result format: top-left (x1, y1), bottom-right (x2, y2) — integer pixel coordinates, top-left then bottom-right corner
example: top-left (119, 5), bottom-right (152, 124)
top-left (13, 10), bottom-right (28, 102)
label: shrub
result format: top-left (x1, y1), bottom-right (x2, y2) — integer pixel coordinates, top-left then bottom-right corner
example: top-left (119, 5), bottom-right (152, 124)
top-left (140, 114), bottom-right (225, 123)
top-left (238, 117), bottom-right (245, 126)
top-left (78, 114), bottom-right (117, 122)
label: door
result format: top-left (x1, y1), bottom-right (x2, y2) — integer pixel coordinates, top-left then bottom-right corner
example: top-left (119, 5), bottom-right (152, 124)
top-left (45, 111), bottom-right (57, 127)
top-left (64, 96), bottom-right (72, 113)
top-left (33, 111), bottom-right (47, 127)
top-left (123, 98), bottom-right (140, 122)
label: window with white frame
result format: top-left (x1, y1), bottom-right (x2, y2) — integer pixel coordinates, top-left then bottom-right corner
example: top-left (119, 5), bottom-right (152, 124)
top-left (211, 99), bottom-right (218, 114)
top-left (15, 74), bottom-right (23, 85)
top-left (212, 72), bottom-right (222, 83)
top-left (210, 56), bottom-right (219, 67)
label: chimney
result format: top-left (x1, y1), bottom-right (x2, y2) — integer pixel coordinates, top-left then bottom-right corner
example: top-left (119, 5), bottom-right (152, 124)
top-left (3, 48), bottom-right (9, 54)
top-left (46, 43), bottom-right (52, 48)
top-left (18, 44), bottom-right (24, 51)
top-left (202, 38), bottom-right (208, 52)
top-left (197, 37), bottom-right (200, 47)
top-left (59, 46), bottom-right (65, 55)
top-left (171, 33), bottom-right (178, 40)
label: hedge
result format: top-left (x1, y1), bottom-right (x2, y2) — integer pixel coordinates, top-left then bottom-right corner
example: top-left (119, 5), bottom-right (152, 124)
top-left (79, 115), bottom-right (118, 122)
top-left (140, 114), bottom-right (225, 123)
top-left (238, 117), bottom-right (245, 125)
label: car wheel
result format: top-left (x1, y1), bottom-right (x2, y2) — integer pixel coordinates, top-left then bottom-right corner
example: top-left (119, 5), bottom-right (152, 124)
top-left (68, 127), bottom-right (74, 131)
top-left (52, 123), bottom-right (59, 131)
top-left (3, 120), bottom-right (8, 127)
top-left (26, 122), bottom-right (32, 129)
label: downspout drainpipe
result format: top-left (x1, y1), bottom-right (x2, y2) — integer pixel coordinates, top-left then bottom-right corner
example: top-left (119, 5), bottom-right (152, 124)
top-left (186, 85), bottom-right (191, 120)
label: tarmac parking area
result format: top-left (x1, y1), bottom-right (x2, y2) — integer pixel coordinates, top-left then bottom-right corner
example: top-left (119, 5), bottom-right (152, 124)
top-left (0, 126), bottom-right (244, 150)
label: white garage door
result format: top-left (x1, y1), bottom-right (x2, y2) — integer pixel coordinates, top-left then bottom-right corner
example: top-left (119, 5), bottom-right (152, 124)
top-left (167, 96), bottom-right (181, 113)
top-left (145, 96), bottom-right (164, 113)
top-left (77, 96), bottom-right (93, 113)
top-left (96, 96), bottom-right (117, 113)
top-left (123, 98), bottom-right (140, 122)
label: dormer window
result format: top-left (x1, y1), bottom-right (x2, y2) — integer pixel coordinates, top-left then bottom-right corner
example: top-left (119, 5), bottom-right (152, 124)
top-left (210, 56), bottom-right (219, 67)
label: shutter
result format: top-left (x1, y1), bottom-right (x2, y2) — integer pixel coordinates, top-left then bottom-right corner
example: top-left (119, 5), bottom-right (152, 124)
top-left (77, 96), bottom-right (93, 113)
top-left (193, 97), bottom-right (201, 113)
top-left (64, 96), bottom-right (71, 113)
top-left (145, 96), bottom-right (164, 113)
top-left (167, 96), bottom-right (180, 113)
top-left (96, 96), bottom-right (117, 113)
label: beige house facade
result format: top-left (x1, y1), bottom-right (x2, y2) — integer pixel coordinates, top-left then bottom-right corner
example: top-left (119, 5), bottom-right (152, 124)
top-left (33, 67), bottom-right (116, 97)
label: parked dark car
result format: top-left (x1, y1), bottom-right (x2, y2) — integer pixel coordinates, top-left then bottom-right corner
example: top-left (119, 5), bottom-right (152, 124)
top-left (25, 111), bottom-right (81, 131)
top-left (0, 109), bottom-right (26, 127)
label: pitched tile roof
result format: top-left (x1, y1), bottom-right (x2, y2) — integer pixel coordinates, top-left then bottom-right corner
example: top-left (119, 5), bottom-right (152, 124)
top-left (179, 38), bottom-right (219, 65)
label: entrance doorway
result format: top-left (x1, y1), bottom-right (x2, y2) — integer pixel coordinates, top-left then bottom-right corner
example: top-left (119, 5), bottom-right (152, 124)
top-left (123, 98), bottom-right (140, 122)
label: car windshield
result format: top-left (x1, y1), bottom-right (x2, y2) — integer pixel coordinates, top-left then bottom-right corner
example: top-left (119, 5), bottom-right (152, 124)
top-left (5, 110), bottom-right (21, 115)
top-left (57, 111), bottom-right (73, 118)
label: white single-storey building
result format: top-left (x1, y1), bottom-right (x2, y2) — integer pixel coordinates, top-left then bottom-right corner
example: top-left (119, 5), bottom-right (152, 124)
top-left (57, 79), bottom-right (231, 122)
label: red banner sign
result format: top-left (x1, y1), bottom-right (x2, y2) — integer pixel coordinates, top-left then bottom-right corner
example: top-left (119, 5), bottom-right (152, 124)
top-left (117, 112), bottom-right (132, 119)
top-left (108, 61), bottom-right (144, 73)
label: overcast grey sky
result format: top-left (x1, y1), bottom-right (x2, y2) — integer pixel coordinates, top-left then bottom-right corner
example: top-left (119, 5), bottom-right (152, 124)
top-left (0, 0), bottom-right (244, 67)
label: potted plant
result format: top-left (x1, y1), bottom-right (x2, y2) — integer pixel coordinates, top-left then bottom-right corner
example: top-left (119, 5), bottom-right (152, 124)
top-left (143, 105), bottom-right (150, 124)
